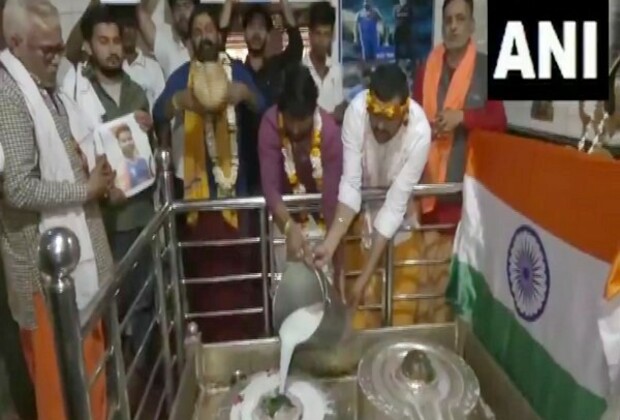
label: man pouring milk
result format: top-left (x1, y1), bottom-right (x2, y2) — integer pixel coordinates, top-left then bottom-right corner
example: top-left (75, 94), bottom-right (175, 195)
top-left (312, 64), bottom-right (431, 328)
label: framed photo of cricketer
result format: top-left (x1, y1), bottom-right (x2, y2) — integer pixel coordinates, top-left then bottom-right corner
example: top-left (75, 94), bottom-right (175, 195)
top-left (95, 113), bottom-right (155, 198)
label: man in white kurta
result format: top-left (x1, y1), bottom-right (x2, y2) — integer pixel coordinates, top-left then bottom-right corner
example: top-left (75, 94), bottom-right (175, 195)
top-left (313, 63), bottom-right (431, 328)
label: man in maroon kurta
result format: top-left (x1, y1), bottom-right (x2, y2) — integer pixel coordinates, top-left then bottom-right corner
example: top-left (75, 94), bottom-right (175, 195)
top-left (258, 64), bottom-right (342, 269)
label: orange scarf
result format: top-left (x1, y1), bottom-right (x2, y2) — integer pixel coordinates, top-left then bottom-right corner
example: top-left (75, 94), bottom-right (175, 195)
top-left (606, 248), bottom-right (620, 300)
top-left (421, 39), bottom-right (476, 213)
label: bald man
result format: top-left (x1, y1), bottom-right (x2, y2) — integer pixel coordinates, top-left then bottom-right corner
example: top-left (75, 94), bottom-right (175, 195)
top-left (0, 1), bottom-right (113, 418)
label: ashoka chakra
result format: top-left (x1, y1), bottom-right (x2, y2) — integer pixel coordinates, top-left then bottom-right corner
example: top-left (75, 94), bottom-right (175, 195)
top-left (506, 225), bottom-right (550, 322)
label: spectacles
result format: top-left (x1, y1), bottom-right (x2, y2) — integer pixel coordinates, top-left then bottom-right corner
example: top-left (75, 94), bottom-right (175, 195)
top-left (28, 41), bottom-right (65, 62)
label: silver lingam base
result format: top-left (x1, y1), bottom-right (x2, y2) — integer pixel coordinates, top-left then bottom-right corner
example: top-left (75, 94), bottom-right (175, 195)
top-left (174, 321), bottom-right (541, 420)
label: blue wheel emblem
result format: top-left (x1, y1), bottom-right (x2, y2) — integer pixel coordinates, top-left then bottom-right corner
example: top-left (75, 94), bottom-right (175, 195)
top-left (506, 225), bottom-right (550, 322)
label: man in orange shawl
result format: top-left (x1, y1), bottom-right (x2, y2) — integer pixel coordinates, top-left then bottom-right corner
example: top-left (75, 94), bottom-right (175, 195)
top-left (412, 0), bottom-right (507, 322)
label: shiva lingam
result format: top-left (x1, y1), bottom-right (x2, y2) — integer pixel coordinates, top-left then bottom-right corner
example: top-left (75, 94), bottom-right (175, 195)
top-left (221, 370), bottom-right (335, 420)
top-left (577, 55), bottom-right (620, 158)
top-left (255, 390), bottom-right (303, 420)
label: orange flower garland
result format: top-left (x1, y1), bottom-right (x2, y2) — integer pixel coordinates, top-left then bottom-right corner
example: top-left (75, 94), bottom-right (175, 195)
top-left (366, 91), bottom-right (410, 122)
top-left (278, 111), bottom-right (325, 230)
top-left (278, 111), bottom-right (323, 193)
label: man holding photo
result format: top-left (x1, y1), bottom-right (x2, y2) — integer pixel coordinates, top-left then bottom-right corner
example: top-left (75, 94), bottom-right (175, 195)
top-left (76, 4), bottom-right (156, 374)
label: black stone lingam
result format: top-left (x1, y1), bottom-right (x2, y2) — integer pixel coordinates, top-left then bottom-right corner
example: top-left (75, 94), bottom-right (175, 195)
top-left (256, 390), bottom-right (303, 420)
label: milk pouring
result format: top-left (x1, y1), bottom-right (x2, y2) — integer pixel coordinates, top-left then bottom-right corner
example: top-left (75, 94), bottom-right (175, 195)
top-left (278, 303), bottom-right (324, 393)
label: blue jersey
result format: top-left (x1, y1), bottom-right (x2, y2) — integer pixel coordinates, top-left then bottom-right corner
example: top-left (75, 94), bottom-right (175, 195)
top-left (127, 158), bottom-right (150, 188)
top-left (357, 9), bottom-right (380, 41)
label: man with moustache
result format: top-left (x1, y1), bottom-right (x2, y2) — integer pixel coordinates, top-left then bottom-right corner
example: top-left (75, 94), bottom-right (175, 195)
top-left (219, 0), bottom-right (301, 195)
top-left (313, 64), bottom-right (431, 329)
top-left (79, 4), bottom-right (156, 366)
top-left (0, 3), bottom-right (38, 420)
top-left (258, 64), bottom-right (343, 271)
top-left (153, 5), bottom-right (265, 342)
top-left (0, 0), bottom-right (114, 418)
top-left (411, 0), bottom-right (506, 323)
top-left (221, 0), bottom-right (302, 106)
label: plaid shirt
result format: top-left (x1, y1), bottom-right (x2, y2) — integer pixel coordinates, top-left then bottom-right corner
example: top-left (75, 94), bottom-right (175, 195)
top-left (0, 67), bottom-right (114, 330)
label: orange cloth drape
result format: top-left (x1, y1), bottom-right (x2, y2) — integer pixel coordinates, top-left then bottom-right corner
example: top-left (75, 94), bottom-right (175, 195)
top-left (20, 294), bottom-right (107, 420)
top-left (421, 39), bottom-right (476, 213)
top-left (605, 248), bottom-right (620, 300)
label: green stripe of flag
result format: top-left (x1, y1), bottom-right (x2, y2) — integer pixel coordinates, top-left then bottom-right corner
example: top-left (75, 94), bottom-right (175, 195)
top-left (447, 259), bottom-right (607, 420)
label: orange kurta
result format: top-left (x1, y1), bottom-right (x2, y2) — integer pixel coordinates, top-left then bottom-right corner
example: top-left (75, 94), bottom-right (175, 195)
top-left (20, 294), bottom-right (107, 420)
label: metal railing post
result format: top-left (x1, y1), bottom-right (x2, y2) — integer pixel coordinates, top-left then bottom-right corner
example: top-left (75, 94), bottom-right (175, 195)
top-left (152, 233), bottom-right (175, 410)
top-left (384, 241), bottom-right (395, 327)
top-left (157, 149), bottom-right (186, 371)
top-left (38, 227), bottom-right (91, 420)
top-left (259, 208), bottom-right (271, 336)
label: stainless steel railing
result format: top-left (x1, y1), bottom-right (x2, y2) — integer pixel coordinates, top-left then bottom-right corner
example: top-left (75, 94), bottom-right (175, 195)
top-left (39, 149), bottom-right (462, 419)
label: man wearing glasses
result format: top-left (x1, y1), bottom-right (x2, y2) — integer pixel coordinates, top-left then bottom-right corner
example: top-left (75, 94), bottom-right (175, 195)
top-left (0, 1), bottom-right (114, 418)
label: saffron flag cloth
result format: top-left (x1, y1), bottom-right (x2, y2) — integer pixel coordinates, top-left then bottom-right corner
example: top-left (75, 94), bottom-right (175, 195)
top-left (446, 130), bottom-right (620, 420)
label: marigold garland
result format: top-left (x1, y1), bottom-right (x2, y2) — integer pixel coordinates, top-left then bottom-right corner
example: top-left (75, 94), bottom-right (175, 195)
top-left (279, 110), bottom-right (325, 230)
top-left (366, 91), bottom-right (410, 121)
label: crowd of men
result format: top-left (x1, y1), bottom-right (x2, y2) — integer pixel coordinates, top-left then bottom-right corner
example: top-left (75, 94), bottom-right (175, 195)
top-left (0, 0), bottom-right (506, 418)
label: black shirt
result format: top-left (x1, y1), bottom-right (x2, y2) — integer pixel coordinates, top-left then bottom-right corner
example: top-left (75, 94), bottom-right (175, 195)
top-left (243, 27), bottom-right (304, 106)
top-left (222, 27), bottom-right (304, 194)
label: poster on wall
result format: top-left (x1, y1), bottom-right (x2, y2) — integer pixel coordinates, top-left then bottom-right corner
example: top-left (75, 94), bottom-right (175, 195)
top-left (341, 0), bottom-right (433, 101)
top-left (530, 101), bottom-right (555, 122)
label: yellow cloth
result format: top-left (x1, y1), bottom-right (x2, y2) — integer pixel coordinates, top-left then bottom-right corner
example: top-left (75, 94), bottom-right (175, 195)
top-left (345, 219), bottom-right (453, 329)
top-left (184, 65), bottom-right (237, 228)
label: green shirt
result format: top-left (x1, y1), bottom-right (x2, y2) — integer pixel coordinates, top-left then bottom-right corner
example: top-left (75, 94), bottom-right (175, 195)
top-left (90, 71), bottom-right (154, 232)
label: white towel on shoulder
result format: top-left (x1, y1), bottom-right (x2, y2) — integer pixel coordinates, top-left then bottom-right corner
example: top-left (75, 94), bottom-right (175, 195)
top-left (0, 50), bottom-right (99, 308)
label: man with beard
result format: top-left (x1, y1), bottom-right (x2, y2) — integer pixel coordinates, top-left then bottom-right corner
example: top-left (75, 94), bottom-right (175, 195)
top-left (221, 0), bottom-right (302, 107)
top-left (0, 0), bottom-right (115, 417)
top-left (313, 64), bottom-right (431, 329)
top-left (258, 64), bottom-right (342, 272)
top-left (137, 0), bottom-right (198, 79)
top-left (153, 5), bottom-right (266, 342)
top-left (219, 0), bottom-right (302, 195)
top-left (79, 4), bottom-right (157, 370)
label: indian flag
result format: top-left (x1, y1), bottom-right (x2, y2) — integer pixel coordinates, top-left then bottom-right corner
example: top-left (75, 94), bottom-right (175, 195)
top-left (446, 131), bottom-right (620, 420)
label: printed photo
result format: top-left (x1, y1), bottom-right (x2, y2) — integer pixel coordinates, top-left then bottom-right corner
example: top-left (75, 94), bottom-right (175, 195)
top-left (341, 0), bottom-right (434, 63)
top-left (95, 114), bottom-right (155, 198)
top-left (530, 101), bottom-right (555, 122)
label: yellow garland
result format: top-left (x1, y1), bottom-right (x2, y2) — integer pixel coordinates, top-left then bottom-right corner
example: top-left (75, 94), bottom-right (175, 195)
top-left (278, 113), bottom-right (322, 191)
top-left (278, 112), bottom-right (325, 230)
top-left (366, 91), bottom-right (410, 120)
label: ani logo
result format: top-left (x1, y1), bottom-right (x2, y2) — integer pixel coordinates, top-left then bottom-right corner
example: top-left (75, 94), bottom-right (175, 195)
top-left (506, 225), bottom-right (551, 322)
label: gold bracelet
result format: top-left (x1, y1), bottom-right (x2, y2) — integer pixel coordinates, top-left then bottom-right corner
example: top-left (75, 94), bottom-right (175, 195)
top-left (284, 218), bottom-right (292, 235)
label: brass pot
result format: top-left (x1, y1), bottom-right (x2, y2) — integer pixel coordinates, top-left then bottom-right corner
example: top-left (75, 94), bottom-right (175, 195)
top-left (191, 60), bottom-right (230, 112)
